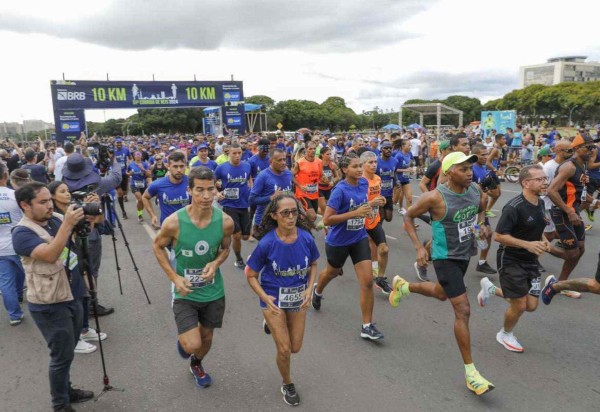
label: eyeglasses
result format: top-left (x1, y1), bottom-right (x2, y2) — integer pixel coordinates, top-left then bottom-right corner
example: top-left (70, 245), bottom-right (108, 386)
top-left (278, 209), bottom-right (299, 217)
top-left (526, 177), bottom-right (548, 183)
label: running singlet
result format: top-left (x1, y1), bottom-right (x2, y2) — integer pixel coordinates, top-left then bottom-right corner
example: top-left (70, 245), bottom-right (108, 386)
top-left (325, 178), bottom-right (369, 247)
top-left (128, 162), bottom-right (149, 189)
top-left (249, 154), bottom-right (270, 178)
top-left (173, 207), bottom-right (224, 303)
top-left (191, 158), bottom-right (217, 171)
top-left (365, 175), bottom-right (382, 230)
top-left (147, 175), bottom-right (190, 224)
top-left (250, 168), bottom-right (293, 225)
top-left (431, 183), bottom-right (480, 260)
top-left (215, 162), bottom-right (252, 209)
top-left (114, 148), bottom-right (131, 174)
top-left (376, 156), bottom-right (398, 197)
top-left (295, 157), bottom-right (322, 200)
top-left (247, 228), bottom-right (319, 309)
top-left (319, 162), bottom-right (334, 191)
top-left (556, 158), bottom-right (588, 211)
top-left (394, 151), bottom-right (412, 183)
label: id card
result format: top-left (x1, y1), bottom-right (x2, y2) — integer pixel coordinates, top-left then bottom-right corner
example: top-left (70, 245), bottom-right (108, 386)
top-left (60, 247), bottom-right (78, 271)
top-left (184, 268), bottom-right (214, 289)
top-left (278, 284), bottom-right (306, 309)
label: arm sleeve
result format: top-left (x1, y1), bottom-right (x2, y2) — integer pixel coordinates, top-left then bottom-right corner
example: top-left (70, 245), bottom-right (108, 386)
top-left (326, 186), bottom-right (342, 211)
top-left (12, 227), bottom-right (45, 257)
top-left (249, 174), bottom-right (270, 206)
top-left (495, 205), bottom-right (518, 234)
top-left (147, 180), bottom-right (159, 197)
top-left (246, 238), bottom-right (267, 273)
top-left (308, 235), bottom-right (320, 262)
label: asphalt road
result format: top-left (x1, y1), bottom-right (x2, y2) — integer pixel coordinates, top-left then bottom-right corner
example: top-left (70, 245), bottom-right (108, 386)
top-left (2, 180), bottom-right (600, 411)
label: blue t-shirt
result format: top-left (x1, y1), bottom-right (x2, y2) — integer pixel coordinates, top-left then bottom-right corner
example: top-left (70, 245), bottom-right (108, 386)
top-left (394, 151), bottom-right (413, 183)
top-left (285, 146), bottom-right (294, 169)
top-left (114, 147), bottom-right (131, 174)
top-left (12, 217), bottom-right (85, 311)
top-left (147, 175), bottom-right (190, 224)
top-left (249, 168), bottom-right (293, 226)
top-left (241, 149), bottom-right (253, 162)
top-left (127, 161), bottom-right (150, 189)
top-left (376, 156), bottom-right (398, 197)
top-left (191, 158), bottom-right (218, 171)
top-left (370, 147), bottom-right (380, 157)
top-left (247, 228), bottom-right (319, 309)
top-left (215, 162), bottom-right (252, 209)
top-left (472, 163), bottom-right (488, 184)
top-left (325, 178), bottom-right (369, 247)
top-left (248, 154), bottom-right (270, 178)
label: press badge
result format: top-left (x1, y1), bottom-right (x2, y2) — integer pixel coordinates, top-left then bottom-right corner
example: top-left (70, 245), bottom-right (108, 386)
top-left (184, 268), bottom-right (214, 289)
top-left (278, 285), bottom-right (306, 309)
top-left (60, 247), bottom-right (78, 271)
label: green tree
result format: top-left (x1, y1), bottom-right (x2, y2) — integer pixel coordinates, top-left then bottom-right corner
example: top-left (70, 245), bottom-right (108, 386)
top-left (246, 95), bottom-right (275, 112)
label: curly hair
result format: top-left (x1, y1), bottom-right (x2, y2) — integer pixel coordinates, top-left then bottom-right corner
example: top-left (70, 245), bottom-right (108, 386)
top-left (338, 152), bottom-right (359, 179)
top-left (254, 194), bottom-right (313, 240)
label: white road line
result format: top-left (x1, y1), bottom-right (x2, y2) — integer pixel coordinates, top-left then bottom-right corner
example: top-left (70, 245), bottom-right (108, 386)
top-left (385, 235), bottom-right (397, 240)
top-left (142, 222), bottom-right (157, 240)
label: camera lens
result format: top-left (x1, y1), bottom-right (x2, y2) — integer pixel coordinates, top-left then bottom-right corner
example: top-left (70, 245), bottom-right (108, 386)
top-left (82, 202), bottom-right (103, 216)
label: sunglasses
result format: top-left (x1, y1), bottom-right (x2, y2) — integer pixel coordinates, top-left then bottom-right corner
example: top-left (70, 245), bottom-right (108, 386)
top-left (278, 209), bottom-right (299, 218)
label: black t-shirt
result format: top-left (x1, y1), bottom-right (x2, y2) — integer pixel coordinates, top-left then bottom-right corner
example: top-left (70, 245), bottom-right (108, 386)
top-left (7, 154), bottom-right (20, 173)
top-left (424, 159), bottom-right (441, 190)
top-left (496, 194), bottom-right (546, 265)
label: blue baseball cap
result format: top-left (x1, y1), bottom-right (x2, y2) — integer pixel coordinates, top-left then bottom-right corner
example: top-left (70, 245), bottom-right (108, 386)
top-left (114, 137), bottom-right (123, 143)
top-left (198, 143), bottom-right (208, 150)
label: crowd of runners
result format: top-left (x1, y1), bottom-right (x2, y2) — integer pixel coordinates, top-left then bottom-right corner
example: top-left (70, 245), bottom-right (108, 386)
top-left (3, 125), bottom-right (600, 409)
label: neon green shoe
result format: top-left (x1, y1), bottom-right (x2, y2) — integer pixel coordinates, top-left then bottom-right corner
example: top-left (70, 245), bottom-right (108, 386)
top-left (466, 370), bottom-right (495, 396)
top-left (389, 276), bottom-right (409, 308)
top-left (485, 210), bottom-right (496, 218)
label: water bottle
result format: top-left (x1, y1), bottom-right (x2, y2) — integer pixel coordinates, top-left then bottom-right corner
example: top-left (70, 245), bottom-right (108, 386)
top-left (473, 224), bottom-right (488, 249)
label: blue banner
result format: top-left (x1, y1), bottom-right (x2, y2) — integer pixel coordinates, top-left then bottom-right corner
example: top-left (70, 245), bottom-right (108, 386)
top-left (480, 110), bottom-right (516, 137)
top-left (53, 109), bottom-right (86, 144)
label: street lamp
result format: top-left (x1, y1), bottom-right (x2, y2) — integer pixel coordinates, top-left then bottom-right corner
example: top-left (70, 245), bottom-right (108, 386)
top-left (569, 105), bottom-right (578, 127)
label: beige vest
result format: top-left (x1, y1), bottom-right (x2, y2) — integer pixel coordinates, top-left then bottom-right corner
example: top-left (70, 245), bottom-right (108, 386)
top-left (17, 213), bottom-right (73, 305)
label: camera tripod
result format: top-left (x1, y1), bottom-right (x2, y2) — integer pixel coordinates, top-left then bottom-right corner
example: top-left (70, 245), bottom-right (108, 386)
top-left (101, 193), bottom-right (151, 304)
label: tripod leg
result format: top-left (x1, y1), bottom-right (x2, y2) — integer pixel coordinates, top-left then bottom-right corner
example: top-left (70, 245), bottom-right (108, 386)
top-left (104, 197), bottom-right (124, 295)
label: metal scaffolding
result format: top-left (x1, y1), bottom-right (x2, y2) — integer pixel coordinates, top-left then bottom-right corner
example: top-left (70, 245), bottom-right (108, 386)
top-left (399, 103), bottom-right (463, 138)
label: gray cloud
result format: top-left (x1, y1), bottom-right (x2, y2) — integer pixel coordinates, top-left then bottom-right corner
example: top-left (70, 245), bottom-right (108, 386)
top-left (0, 0), bottom-right (437, 52)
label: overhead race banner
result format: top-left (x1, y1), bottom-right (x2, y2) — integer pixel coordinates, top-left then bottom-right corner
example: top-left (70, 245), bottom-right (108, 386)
top-left (480, 110), bottom-right (516, 137)
top-left (51, 80), bottom-right (245, 142)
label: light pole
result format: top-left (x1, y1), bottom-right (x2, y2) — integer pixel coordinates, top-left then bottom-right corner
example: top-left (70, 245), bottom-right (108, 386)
top-left (569, 105), bottom-right (578, 127)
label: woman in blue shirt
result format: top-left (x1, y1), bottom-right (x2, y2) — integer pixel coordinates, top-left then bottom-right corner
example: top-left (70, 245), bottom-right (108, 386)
top-left (312, 153), bottom-right (384, 341)
top-left (127, 151), bottom-right (151, 223)
top-left (246, 194), bottom-right (318, 407)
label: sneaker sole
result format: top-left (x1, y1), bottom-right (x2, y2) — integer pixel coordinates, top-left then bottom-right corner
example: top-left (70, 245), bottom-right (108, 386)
top-left (360, 332), bottom-right (383, 340)
top-left (311, 283), bottom-right (321, 311)
top-left (389, 276), bottom-right (404, 308)
top-left (467, 381), bottom-right (495, 396)
top-left (414, 262), bottom-right (428, 282)
top-left (373, 281), bottom-right (391, 295)
top-left (496, 334), bottom-right (524, 353)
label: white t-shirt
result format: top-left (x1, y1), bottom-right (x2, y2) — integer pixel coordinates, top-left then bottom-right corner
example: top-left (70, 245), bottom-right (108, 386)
top-left (409, 138), bottom-right (421, 157)
top-left (54, 155), bottom-right (68, 182)
top-left (542, 159), bottom-right (559, 210)
top-left (0, 186), bottom-right (23, 256)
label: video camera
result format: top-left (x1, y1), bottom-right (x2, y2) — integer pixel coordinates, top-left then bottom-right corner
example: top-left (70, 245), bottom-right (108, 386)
top-left (89, 142), bottom-right (114, 174)
top-left (71, 190), bottom-right (103, 216)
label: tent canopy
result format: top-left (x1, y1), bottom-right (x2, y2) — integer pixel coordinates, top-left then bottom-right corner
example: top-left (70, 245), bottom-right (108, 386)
top-left (407, 123), bottom-right (422, 129)
top-left (382, 123), bottom-right (400, 130)
top-left (400, 103), bottom-right (463, 138)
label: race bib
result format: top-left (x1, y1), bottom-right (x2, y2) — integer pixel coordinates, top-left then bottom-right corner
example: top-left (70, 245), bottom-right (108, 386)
top-left (458, 216), bottom-right (477, 243)
top-left (278, 284), bottom-right (306, 309)
top-left (305, 183), bottom-right (318, 194)
top-left (529, 276), bottom-right (541, 297)
top-left (223, 187), bottom-right (239, 200)
top-left (60, 247), bottom-right (78, 271)
top-left (0, 212), bottom-right (12, 225)
top-left (347, 217), bottom-right (365, 231)
top-left (381, 180), bottom-right (392, 191)
top-left (184, 268), bottom-right (215, 289)
top-left (134, 179), bottom-right (146, 188)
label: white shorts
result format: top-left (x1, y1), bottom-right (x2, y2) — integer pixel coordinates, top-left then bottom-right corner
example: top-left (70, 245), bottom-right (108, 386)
top-left (544, 209), bottom-right (556, 233)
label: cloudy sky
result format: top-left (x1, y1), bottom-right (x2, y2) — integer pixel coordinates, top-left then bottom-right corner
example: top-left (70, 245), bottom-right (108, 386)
top-left (1, 0), bottom-right (599, 123)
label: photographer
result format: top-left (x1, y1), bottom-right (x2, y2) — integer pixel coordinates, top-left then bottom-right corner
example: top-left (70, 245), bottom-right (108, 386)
top-left (12, 182), bottom-right (94, 411)
top-left (62, 153), bottom-right (122, 317)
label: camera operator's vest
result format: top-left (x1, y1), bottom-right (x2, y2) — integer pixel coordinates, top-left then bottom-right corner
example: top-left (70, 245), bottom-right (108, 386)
top-left (17, 213), bottom-right (74, 304)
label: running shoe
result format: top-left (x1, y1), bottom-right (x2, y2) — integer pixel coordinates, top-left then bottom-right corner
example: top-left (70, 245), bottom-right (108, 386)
top-left (281, 383), bottom-right (300, 406)
top-left (69, 386), bottom-right (94, 404)
top-left (9, 314), bottom-right (24, 326)
top-left (477, 277), bottom-right (494, 307)
top-left (389, 276), bottom-right (409, 308)
top-left (585, 224), bottom-right (592, 232)
top-left (311, 283), bottom-right (322, 310)
top-left (122, 212), bottom-right (128, 220)
top-left (176, 340), bottom-right (191, 359)
top-left (374, 276), bottom-right (393, 295)
top-left (537, 262), bottom-right (546, 273)
top-left (74, 339), bottom-right (97, 354)
top-left (485, 211), bottom-right (496, 218)
top-left (234, 258), bottom-right (245, 269)
top-left (541, 275), bottom-right (557, 305)
top-left (138, 216), bottom-right (144, 224)
top-left (80, 328), bottom-right (107, 342)
top-left (466, 370), bottom-right (495, 396)
top-left (586, 208), bottom-right (595, 222)
top-left (476, 262), bottom-right (497, 275)
top-left (496, 330), bottom-right (524, 353)
top-left (360, 323), bottom-right (384, 340)
top-left (190, 357), bottom-right (212, 388)
top-left (560, 290), bottom-right (582, 299)
top-left (400, 208), bottom-right (407, 215)
top-left (262, 319), bottom-right (271, 335)
top-left (413, 262), bottom-right (429, 282)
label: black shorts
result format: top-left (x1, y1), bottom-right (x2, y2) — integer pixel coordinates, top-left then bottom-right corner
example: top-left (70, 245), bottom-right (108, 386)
top-left (414, 157), bottom-right (421, 167)
top-left (325, 237), bottom-right (371, 269)
top-left (588, 176), bottom-right (600, 194)
top-left (130, 185), bottom-right (147, 194)
top-left (550, 207), bottom-right (585, 250)
top-left (301, 198), bottom-right (319, 213)
top-left (398, 181), bottom-right (410, 187)
top-left (172, 297), bottom-right (226, 334)
top-left (223, 207), bottom-right (251, 236)
top-left (383, 196), bottom-right (394, 212)
top-left (119, 174), bottom-right (129, 191)
top-left (498, 262), bottom-right (541, 298)
top-left (432, 259), bottom-right (470, 299)
top-left (366, 223), bottom-right (386, 246)
top-left (319, 188), bottom-right (332, 200)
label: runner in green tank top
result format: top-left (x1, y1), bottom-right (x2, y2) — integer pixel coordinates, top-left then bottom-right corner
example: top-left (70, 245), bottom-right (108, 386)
top-left (153, 166), bottom-right (234, 389)
top-left (388, 152), bottom-right (496, 396)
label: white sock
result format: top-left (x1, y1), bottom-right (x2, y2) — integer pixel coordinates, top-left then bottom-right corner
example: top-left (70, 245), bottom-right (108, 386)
top-left (479, 260), bottom-right (486, 265)
top-left (372, 262), bottom-right (379, 270)
top-left (362, 323), bottom-right (371, 328)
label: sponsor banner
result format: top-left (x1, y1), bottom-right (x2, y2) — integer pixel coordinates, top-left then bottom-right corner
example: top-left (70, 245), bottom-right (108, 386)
top-left (54, 109), bottom-right (85, 144)
top-left (480, 110), bottom-right (516, 137)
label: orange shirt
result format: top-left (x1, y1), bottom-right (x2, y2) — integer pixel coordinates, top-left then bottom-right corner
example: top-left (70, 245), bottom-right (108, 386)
top-left (429, 140), bottom-right (439, 159)
top-left (295, 157), bottom-right (323, 200)
top-left (365, 174), bottom-right (381, 230)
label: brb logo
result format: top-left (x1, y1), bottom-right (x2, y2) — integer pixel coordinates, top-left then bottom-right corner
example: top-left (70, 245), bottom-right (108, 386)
top-left (56, 89), bottom-right (86, 101)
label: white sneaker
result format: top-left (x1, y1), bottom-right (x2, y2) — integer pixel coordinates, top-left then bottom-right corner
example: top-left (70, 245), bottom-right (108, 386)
top-left (496, 330), bottom-right (524, 353)
top-left (477, 277), bottom-right (494, 307)
top-left (400, 208), bottom-right (407, 216)
top-left (560, 290), bottom-right (582, 299)
top-left (75, 339), bottom-right (97, 354)
top-left (80, 328), bottom-right (107, 342)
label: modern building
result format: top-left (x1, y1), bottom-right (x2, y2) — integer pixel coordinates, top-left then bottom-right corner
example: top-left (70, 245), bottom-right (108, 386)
top-left (519, 56), bottom-right (600, 88)
top-left (0, 122), bottom-right (23, 137)
top-left (22, 119), bottom-right (48, 134)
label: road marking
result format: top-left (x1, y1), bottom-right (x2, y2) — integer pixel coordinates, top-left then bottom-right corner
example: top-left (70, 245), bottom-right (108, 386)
top-left (142, 222), bottom-right (157, 240)
top-left (386, 235), bottom-right (397, 240)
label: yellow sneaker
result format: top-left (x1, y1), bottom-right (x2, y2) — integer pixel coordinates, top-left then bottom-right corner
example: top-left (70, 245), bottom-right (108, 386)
top-left (466, 370), bottom-right (495, 396)
top-left (389, 276), bottom-right (409, 308)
